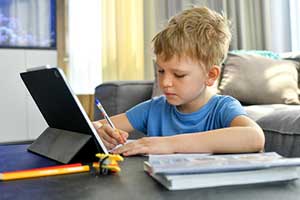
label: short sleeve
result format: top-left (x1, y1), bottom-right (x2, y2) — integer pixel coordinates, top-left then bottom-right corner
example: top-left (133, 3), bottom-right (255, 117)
top-left (219, 97), bottom-right (247, 127)
top-left (125, 99), bottom-right (152, 132)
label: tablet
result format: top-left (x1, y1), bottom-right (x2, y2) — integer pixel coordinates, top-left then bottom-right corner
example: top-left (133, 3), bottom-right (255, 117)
top-left (20, 66), bottom-right (108, 163)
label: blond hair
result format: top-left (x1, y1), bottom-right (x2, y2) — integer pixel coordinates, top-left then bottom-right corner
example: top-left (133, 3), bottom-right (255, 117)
top-left (152, 7), bottom-right (231, 71)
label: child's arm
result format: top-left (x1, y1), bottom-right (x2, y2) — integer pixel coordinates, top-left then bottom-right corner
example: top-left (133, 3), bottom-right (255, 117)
top-left (112, 115), bottom-right (265, 156)
top-left (93, 113), bottom-right (134, 149)
top-left (171, 115), bottom-right (265, 153)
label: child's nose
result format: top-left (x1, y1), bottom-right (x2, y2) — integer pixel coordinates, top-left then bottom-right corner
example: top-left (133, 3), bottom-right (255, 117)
top-left (161, 75), bottom-right (173, 87)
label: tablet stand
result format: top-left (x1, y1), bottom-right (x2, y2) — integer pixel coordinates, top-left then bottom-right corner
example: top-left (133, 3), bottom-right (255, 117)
top-left (28, 127), bottom-right (99, 163)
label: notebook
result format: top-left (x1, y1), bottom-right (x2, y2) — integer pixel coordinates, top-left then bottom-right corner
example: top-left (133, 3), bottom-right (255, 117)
top-left (144, 152), bottom-right (300, 190)
top-left (20, 66), bottom-right (108, 163)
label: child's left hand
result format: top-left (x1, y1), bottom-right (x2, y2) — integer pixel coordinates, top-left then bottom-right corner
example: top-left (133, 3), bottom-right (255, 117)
top-left (111, 137), bottom-right (174, 156)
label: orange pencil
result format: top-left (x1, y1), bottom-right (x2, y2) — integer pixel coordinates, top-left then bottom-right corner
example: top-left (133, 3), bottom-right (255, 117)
top-left (0, 164), bottom-right (91, 181)
top-left (7, 163), bottom-right (82, 173)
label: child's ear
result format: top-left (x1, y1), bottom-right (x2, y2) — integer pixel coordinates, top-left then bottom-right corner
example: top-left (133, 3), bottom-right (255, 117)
top-left (205, 65), bottom-right (220, 86)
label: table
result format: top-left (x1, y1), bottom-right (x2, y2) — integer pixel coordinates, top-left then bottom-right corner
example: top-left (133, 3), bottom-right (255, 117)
top-left (1, 144), bottom-right (300, 200)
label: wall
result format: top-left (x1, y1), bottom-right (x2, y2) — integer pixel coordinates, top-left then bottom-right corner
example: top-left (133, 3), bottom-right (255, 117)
top-left (0, 49), bottom-right (57, 143)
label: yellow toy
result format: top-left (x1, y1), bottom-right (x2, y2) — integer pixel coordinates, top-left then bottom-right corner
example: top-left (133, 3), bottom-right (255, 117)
top-left (95, 153), bottom-right (124, 175)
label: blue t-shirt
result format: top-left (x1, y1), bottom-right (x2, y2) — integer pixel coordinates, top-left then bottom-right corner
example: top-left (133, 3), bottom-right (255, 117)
top-left (125, 95), bottom-right (247, 136)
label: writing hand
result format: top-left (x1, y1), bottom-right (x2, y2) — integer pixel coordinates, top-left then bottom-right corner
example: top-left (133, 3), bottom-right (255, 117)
top-left (111, 137), bottom-right (174, 156)
top-left (93, 121), bottom-right (128, 149)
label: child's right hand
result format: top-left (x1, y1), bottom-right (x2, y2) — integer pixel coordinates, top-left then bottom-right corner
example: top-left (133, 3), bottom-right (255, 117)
top-left (92, 121), bottom-right (128, 150)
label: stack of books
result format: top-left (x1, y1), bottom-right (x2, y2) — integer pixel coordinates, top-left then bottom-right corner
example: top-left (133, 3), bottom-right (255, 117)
top-left (144, 152), bottom-right (300, 190)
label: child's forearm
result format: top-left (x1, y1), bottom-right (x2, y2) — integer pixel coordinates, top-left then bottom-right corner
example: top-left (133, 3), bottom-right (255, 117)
top-left (168, 127), bottom-right (265, 154)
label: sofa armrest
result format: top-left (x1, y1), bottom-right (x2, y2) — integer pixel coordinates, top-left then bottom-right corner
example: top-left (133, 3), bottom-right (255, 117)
top-left (94, 80), bottom-right (153, 120)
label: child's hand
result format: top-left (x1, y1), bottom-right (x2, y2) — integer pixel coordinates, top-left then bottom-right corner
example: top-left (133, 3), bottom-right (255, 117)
top-left (111, 137), bottom-right (174, 156)
top-left (92, 121), bottom-right (128, 150)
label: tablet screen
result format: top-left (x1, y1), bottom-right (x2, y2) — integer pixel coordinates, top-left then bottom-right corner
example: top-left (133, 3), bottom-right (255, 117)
top-left (20, 66), bottom-right (108, 162)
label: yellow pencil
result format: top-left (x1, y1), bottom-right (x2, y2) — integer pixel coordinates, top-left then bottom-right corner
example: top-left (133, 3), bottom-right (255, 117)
top-left (0, 165), bottom-right (91, 181)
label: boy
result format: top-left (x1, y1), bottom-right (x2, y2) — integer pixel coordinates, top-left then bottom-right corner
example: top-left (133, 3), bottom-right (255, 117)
top-left (93, 7), bottom-right (265, 156)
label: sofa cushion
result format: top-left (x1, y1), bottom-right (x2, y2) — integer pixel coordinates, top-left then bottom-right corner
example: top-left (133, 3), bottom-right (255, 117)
top-left (243, 104), bottom-right (294, 121)
top-left (244, 104), bottom-right (300, 157)
top-left (94, 81), bottom-right (153, 118)
top-left (219, 53), bottom-right (300, 105)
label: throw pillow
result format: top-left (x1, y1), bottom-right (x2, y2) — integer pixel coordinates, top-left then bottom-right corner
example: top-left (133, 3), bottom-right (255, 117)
top-left (280, 51), bottom-right (300, 89)
top-left (230, 50), bottom-right (281, 60)
top-left (219, 53), bottom-right (300, 105)
top-left (280, 51), bottom-right (300, 61)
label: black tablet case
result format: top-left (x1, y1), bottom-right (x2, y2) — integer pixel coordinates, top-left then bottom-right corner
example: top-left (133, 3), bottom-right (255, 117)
top-left (20, 67), bottom-right (107, 163)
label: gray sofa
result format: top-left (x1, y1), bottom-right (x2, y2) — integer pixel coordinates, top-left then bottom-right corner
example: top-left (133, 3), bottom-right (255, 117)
top-left (94, 80), bottom-right (300, 158)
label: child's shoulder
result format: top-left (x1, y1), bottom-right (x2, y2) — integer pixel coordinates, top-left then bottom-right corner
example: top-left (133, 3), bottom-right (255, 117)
top-left (149, 95), bottom-right (175, 108)
top-left (209, 94), bottom-right (242, 107)
top-left (213, 94), bottom-right (238, 102)
top-left (151, 95), bottom-right (167, 103)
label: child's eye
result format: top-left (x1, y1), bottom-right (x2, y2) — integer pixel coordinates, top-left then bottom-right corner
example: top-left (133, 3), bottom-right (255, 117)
top-left (158, 70), bottom-right (164, 74)
top-left (174, 74), bottom-right (186, 78)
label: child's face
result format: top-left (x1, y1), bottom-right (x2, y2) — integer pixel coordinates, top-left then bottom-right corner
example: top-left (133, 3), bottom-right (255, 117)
top-left (156, 55), bottom-right (212, 111)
